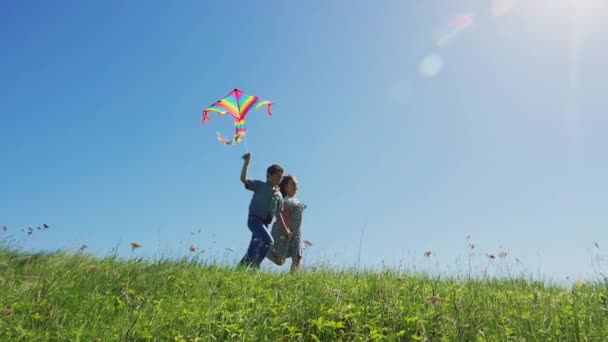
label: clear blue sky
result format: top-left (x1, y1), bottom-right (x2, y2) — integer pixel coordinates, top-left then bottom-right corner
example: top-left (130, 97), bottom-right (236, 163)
top-left (2, 0), bottom-right (607, 282)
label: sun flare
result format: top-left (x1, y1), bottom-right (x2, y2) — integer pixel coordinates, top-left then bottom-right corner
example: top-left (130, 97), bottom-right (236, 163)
top-left (537, 0), bottom-right (607, 17)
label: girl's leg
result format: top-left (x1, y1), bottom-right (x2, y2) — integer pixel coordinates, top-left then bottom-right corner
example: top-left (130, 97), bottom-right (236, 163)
top-left (290, 256), bottom-right (302, 272)
top-left (267, 226), bottom-right (288, 266)
top-left (267, 252), bottom-right (285, 266)
top-left (289, 235), bottom-right (303, 272)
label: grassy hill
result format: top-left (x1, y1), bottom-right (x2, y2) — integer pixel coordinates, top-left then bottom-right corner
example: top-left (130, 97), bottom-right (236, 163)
top-left (1, 246), bottom-right (607, 341)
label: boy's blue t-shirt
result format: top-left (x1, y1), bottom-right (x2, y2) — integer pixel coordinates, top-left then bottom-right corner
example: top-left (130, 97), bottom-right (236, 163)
top-left (245, 179), bottom-right (283, 222)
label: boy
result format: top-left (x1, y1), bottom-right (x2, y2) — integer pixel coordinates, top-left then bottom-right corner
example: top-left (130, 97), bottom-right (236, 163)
top-left (237, 152), bottom-right (290, 269)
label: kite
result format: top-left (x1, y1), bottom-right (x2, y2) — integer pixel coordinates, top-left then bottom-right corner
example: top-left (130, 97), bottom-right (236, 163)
top-left (201, 88), bottom-right (272, 145)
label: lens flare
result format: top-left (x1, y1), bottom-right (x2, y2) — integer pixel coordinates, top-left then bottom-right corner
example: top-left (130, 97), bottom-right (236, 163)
top-left (492, 0), bottom-right (519, 17)
top-left (436, 14), bottom-right (475, 47)
top-left (419, 54), bottom-right (444, 77)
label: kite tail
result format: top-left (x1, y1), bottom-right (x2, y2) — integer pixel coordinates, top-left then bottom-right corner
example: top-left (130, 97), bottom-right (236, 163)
top-left (216, 118), bottom-right (247, 145)
top-left (216, 131), bottom-right (245, 145)
top-left (216, 131), bottom-right (233, 145)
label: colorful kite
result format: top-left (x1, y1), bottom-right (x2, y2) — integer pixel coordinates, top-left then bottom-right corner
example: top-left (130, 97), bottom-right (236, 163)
top-left (201, 88), bottom-right (272, 145)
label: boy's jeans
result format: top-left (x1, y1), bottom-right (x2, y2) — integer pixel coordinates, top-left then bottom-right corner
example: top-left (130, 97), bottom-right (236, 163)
top-left (238, 215), bottom-right (274, 268)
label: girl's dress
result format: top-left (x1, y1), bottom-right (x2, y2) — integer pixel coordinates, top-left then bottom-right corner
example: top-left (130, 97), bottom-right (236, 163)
top-left (268, 196), bottom-right (306, 259)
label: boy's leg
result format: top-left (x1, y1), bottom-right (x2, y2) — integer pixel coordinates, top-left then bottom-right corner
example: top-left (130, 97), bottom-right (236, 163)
top-left (246, 216), bottom-right (273, 268)
top-left (238, 234), bottom-right (258, 268)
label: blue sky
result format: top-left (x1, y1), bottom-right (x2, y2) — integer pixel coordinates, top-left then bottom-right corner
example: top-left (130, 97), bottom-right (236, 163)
top-left (1, 0), bottom-right (607, 282)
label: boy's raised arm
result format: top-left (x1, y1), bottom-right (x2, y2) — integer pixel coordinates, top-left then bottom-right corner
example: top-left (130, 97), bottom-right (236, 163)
top-left (240, 153), bottom-right (251, 185)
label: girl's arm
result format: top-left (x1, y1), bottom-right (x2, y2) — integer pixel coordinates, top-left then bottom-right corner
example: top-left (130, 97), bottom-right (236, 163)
top-left (277, 204), bottom-right (292, 237)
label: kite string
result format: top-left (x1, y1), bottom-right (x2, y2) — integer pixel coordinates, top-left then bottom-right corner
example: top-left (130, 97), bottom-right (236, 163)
top-left (243, 133), bottom-right (249, 153)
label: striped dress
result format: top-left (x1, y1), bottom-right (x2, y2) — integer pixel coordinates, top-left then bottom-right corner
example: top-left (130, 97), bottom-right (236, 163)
top-left (268, 196), bottom-right (306, 259)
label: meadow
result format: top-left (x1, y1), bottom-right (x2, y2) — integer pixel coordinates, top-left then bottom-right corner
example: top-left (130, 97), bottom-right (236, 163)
top-left (1, 235), bottom-right (608, 341)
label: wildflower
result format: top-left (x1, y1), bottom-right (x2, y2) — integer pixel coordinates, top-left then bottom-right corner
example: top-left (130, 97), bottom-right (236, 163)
top-left (424, 251), bottom-right (432, 257)
top-left (130, 242), bottom-right (142, 251)
top-left (79, 244), bottom-right (88, 252)
top-left (332, 289), bottom-right (341, 298)
top-left (575, 280), bottom-right (584, 287)
top-left (427, 295), bottom-right (442, 307)
top-left (189, 245), bottom-right (197, 252)
top-left (43, 224), bottom-right (49, 229)
top-left (2, 226), bottom-right (7, 232)
top-left (304, 240), bottom-right (313, 247)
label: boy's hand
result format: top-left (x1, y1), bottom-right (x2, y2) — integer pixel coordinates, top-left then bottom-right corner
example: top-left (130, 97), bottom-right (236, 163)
top-left (242, 152), bottom-right (251, 163)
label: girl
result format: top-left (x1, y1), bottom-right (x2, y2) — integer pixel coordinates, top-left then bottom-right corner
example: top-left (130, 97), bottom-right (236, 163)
top-left (267, 174), bottom-right (307, 271)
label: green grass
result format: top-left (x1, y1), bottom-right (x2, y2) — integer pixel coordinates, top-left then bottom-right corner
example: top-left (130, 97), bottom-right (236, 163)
top-left (1, 246), bottom-right (607, 341)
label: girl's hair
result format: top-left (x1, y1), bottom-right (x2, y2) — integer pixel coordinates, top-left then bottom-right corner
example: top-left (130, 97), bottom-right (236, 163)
top-left (279, 175), bottom-right (296, 198)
